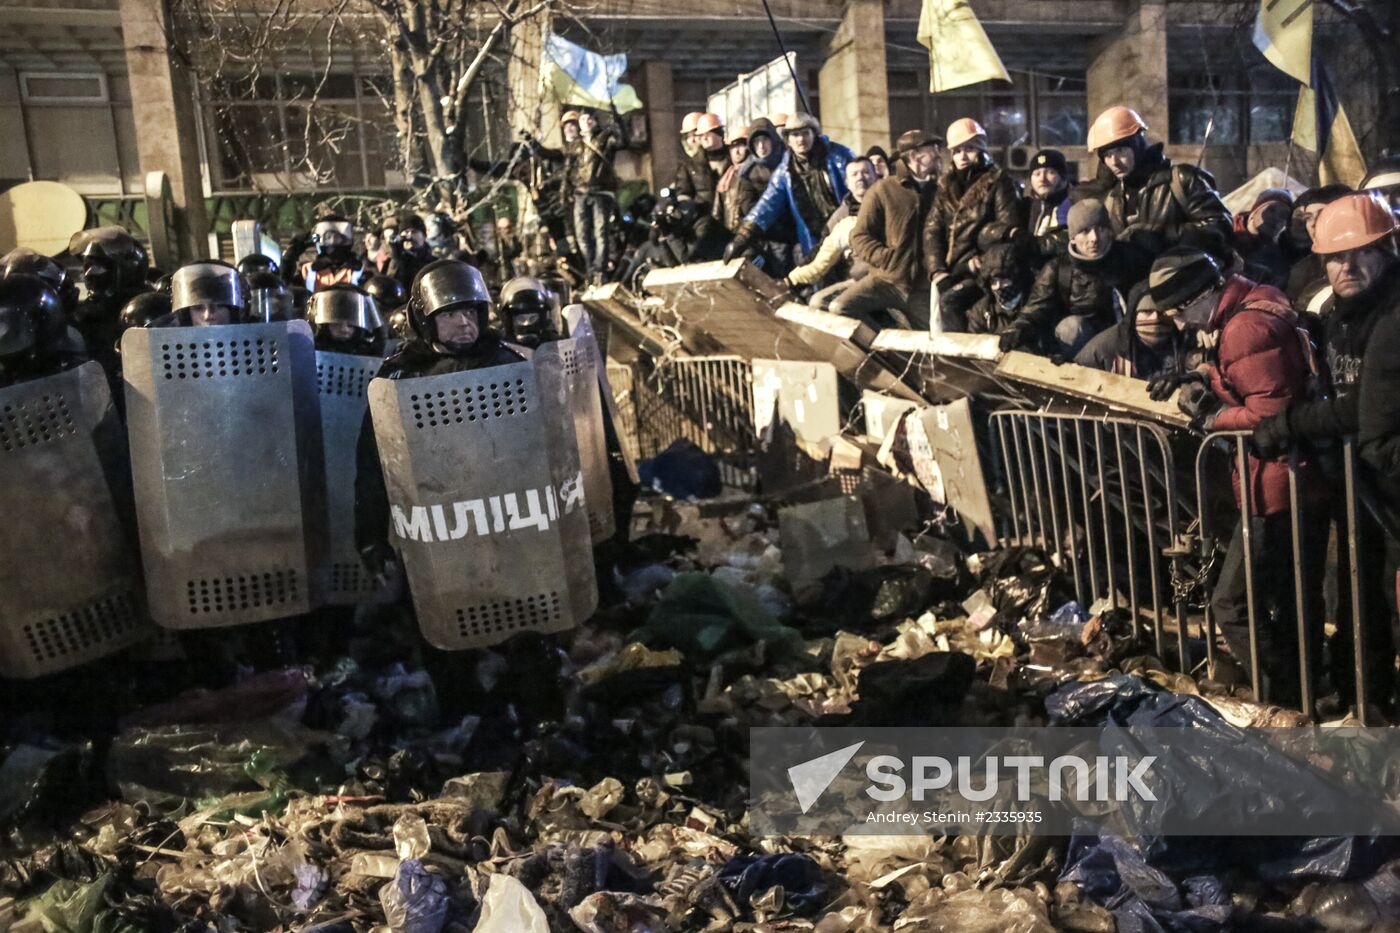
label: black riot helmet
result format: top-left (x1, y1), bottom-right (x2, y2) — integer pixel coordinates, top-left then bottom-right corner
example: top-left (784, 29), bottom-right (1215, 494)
top-left (408, 259), bottom-right (492, 353)
top-left (500, 275), bottom-right (562, 348)
top-left (237, 253), bottom-right (279, 276)
top-left (119, 291), bottom-right (174, 335)
top-left (171, 260), bottom-right (246, 327)
top-left (2, 247), bottom-right (78, 313)
top-left (307, 285), bottom-right (385, 356)
top-left (388, 308), bottom-right (409, 341)
top-left (0, 274), bottom-right (64, 359)
top-left (68, 226), bottom-right (149, 296)
top-left (363, 274), bottom-right (408, 313)
top-left (245, 270), bottom-right (292, 322)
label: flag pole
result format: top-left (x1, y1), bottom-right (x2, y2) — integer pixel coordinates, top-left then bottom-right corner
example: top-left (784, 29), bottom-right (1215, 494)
top-left (758, 0), bottom-right (813, 115)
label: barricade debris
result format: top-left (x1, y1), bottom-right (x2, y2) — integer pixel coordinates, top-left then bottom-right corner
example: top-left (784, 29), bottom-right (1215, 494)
top-left (4, 494), bottom-right (1399, 932)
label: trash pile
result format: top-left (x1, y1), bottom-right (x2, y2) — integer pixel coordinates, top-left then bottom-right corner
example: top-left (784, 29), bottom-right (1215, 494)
top-left (2, 492), bottom-right (1399, 932)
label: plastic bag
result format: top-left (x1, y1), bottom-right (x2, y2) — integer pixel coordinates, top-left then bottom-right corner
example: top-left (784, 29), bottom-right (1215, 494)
top-left (21, 873), bottom-right (111, 933)
top-left (475, 873), bottom-right (549, 933)
top-left (630, 573), bottom-right (805, 661)
top-left (637, 439), bottom-right (722, 500)
top-left (379, 859), bottom-right (448, 933)
top-left (717, 852), bottom-right (827, 917)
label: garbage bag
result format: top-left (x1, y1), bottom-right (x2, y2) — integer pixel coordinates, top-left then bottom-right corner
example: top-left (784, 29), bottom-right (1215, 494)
top-left (833, 652), bottom-right (975, 726)
top-left (0, 743), bottom-right (93, 830)
top-left (117, 668), bottom-right (308, 728)
top-left (629, 573), bottom-right (805, 661)
top-left (717, 852), bottom-right (827, 917)
top-left (979, 546), bottom-right (1074, 627)
top-left (379, 859), bottom-right (448, 933)
top-left (20, 873), bottom-right (111, 933)
top-left (475, 873), bottom-right (549, 933)
top-left (1062, 829), bottom-right (1230, 933)
top-left (637, 439), bottom-right (722, 500)
top-left (1045, 675), bottom-right (1161, 726)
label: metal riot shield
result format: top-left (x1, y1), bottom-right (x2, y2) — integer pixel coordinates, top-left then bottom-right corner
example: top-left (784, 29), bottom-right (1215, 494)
top-left (539, 334), bottom-right (614, 542)
top-left (367, 357), bottom-right (597, 650)
top-left (122, 321), bottom-right (327, 629)
top-left (314, 350), bottom-right (397, 604)
top-left (0, 362), bottom-right (150, 678)
top-left (568, 307), bottom-right (639, 485)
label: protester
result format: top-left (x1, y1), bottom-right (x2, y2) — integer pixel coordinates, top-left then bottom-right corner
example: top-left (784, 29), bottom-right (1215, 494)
top-left (712, 125), bottom-right (754, 238)
top-left (721, 118), bottom-right (798, 273)
top-left (1004, 198), bottom-right (1151, 357)
top-left (1145, 247), bottom-right (1324, 708)
top-left (1024, 148), bottom-right (1073, 267)
top-left (964, 243), bottom-right (1032, 336)
top-left (285, 214), bottom-right (368, 292)
top-left (1284, 184), bottom-right (1351, 309)
top-left (924, 118), bottom-right (1022, 331)
top-left (1087, 106), bottom-right (1232, 263)
top-left (378, 213), bottom-right (436, 289)
top-left (1232, 188), bottom-right (1294, 288)
top-left (786, 157), bottom-right (878, 309)
top-left (568, 106), bottom-right (630, 283)
top-left (840, 129), bottom-right (942, 328)
top-left (1074, 281), bottom-right (1184, 378)
top-left (673, 112), bottom-right (726, 211)
top-left (865, 146), bottom-right (892, 180)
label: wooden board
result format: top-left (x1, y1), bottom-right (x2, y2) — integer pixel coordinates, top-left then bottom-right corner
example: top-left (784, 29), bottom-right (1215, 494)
top-left (774, 304), bottom-right (923, 402)
top-left (994, 352), bottom-right (1191, 428)
top-left (641, 260), bottom-right (818, 361)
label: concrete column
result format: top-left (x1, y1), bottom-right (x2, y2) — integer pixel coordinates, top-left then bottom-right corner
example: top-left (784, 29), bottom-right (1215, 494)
top-left (1086, 0), bottom-right (1169, 142)
top-left (817, 0), bottom-right (891, 154)
top-left (118, 0), bottom-right (208, 262)
top-left (639, 61), bottom-right (679, 193)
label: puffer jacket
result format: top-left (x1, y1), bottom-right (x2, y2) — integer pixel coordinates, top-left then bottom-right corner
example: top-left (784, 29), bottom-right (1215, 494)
top-left (1020, 240), bottom-right (1152, 336)
top-left (1103, 143), bottom-right (1232, 261)
top-left (923, 158), bottom-right (1022, 278)
top-left (1203, 275), bottom-right (1321, 515)
top-left (743, 136), bottom-right (855, 254)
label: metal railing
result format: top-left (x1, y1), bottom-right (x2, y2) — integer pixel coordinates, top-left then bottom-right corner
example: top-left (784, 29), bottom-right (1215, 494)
top-left (989, 411), bottom-right (1194, 672)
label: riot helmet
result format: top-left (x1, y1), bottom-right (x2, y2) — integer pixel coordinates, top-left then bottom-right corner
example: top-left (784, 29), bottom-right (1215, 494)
top-left (307, 285), bottom-right (385, 355)
top-left (363, 273), bottom-right (408, 312)
top-left (68, 226), bottom-right (149, 297)
top-left (500, 275), bottom-right (562, 348)
top-left (245, 270), bottom-right (293, 322)
top-left (2, 247), bottom-right (77, 313)
top-left (408, 259), bottom-right (492, 353)
top-left (171, 261), bottom-right (246, 327)
top-left (237, 253), bottom-right (279, 276)
top-left (0, 275), bottom-right (64, 360)
top-left (119, 291), bottom-right (174, 334)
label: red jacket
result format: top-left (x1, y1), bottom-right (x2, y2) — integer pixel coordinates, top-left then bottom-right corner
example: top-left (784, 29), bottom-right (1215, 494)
top-left (1204, 275), bottom-right (1320, 515)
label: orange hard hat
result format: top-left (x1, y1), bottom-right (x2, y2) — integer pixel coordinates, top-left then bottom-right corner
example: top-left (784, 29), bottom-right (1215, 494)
top-left (945, 117), bottom-right (987, 150)
top-left (680, 111), bottom-right (703, 135)
top-left (695, 112), bottom-right (724, 136)
top-left (1087, 106), bottom-right (1148, 152)
top-left (560, 110), bottom-right (581, 127)
top-left (726, 125), bottom-right (748, 146)
top-left (1311, 192), bottom-right (1399, 255)
top-left (771, 112), bottom-right (790, 128)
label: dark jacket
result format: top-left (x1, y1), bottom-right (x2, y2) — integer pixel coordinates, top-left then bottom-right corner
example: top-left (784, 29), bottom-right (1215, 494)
top-left (1356, 268), bottom-right (1400, 512)
top-left (1233, 217), bottom-right (1291, 289)
top-left (380, 244), bottom-right (436, 290)
top-left (1020, 240), bottom-right (1152, 336)
top-left (1203, 275), bottom-right (1320, 516)
top-left (1103, 143), bottom-right (1232, 262)
top-left (673, 149), bottom-right (723, 208)
top-left (923, 159), bottom-right (1021, 278)
top-left (965, 243), bottom-right (1033, 335)
top-left (354, 334), bottom-right (526, 555)
top-left (713, 162), bottom-right (759, 235)
top-left (568, 120), bottom-right (630, 195)
top-left (744, 137), bottom-right (856, 254)
top-left (849, 173), bottom-right (938, 289)
top-left (1285, 253), bottom-right (1329, 312)
top-left (1073, 302), bottom-right (1182, 380)
top-left (1026, 190), bottom-right (1072, 265)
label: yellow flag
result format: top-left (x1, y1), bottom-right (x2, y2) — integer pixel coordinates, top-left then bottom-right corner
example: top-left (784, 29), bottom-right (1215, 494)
top-left (917, 0), bottom-right (1009, 93)
top-left (1253, 0), bottom-right (1313, 85)
top-left (1292, 85), bottom-right (1368, 187)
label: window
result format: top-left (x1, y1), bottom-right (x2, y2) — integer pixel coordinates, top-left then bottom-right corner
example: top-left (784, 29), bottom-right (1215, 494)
top-left (886, 69), bottom-right (1085, 150)
top-left (20, 72), bottom-right (108, 103)
top-left (1168, 47), bottom-right (1296, 145)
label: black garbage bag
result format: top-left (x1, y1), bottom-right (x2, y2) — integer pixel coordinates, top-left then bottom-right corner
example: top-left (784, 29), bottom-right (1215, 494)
top-left (638, 439), bottom-right (722, 500)
top-left (827, 652), bottom-right (976, 726)
top-left (1062, 827), bottom-right (1231, 933)
top-left (979, 546), bottom-right (1075, 628)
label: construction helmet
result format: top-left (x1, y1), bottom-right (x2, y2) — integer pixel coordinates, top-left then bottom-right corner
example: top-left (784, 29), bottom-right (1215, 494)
top-left (1087, 106), bottom-right (1148, 153)
top-left (1311, 193), bottom-right (1399, 255)
top-left (680, 112), bottom-right (703, 135)
top-left (945, 117), bottom-right (987, 151)
top-left (695, 112), bottom-right (724, 136)
top-left (783, 112), bottom-right (821, 136)
top-left (770, 112), bottom-right (790, 129)
top-left (560, 110), bottom-right (581, 127)
top-left (726, 125), bottom-right (749, 146)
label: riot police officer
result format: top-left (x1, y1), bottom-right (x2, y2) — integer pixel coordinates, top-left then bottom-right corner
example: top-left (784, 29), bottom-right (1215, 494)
top-left (308, 285), bottom-right (385, 356)
top-left (118, 291), bottom-right (174, 335)
top-left (500, 276), bottom-right (562, 349)
top-left (2, 247), bottom-right (79, 315)
top-left (68, 227), bottom-right (151, 389)
top-left (170, 261), bottom-right (246, 327)
top-left (0, 274), bottom-right (84, 388)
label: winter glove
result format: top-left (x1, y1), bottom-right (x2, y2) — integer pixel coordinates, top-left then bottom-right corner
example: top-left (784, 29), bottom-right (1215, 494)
top-left (359, 542), bottom-right (398, 591)
top-left (997, 322), bottom-right (1031, 353)
top-left (723, 223), bottom-right (756, 262)
top-left (1146, 368), bottom-right (1207, 402)
top-left (1252, 410), bottom-right (1294, 459)
top-left (1177, 381), bottom-right (1221, 432)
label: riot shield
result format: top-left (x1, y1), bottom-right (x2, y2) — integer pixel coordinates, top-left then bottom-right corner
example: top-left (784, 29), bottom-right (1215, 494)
top-left (567, 307), bottom-right (639, 485)
top-left (314, 350), bottom-right (397, 604)
top-left (367, 357), bottom-right (597, 650)
top-left (0, 362), bottom-right (150, 678)
top-left (123, 321), bottom-right (327, 628)
top-left (538, 335), bottom-right (615, 543)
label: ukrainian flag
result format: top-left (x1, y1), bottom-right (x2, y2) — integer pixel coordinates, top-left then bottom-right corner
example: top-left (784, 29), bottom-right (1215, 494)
top-left (1253, 0), bottom-right (1313, 85)
top-left (1292, 59), bottom-right (1368, 188)
top-left (543, 33), bottom-right (643, 114)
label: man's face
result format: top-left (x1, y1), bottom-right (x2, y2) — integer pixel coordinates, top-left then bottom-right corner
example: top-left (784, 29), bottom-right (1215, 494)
top-left (697, 130), bottom-right (724, 152)
top-left (579, 112), bottom-right (599, 135)
top-left (1250, 202), bottom-right (1291, 241)
top-left (327, 322), bottom-right (357, 341)
top-left (433, 308), bottom-right (479, 346)
top-left (316, 229), bottom-right (352, 252)
top-left (869, 154), bottom-right (890, 178)
top-left (82, 256), bottom-right (116, 294)
top-left (1071, 225), bottom-right (1111, 260)
top-left (786, 128), bottom-right (815, 157)
top-left (563, 121), bottom-right (580, 142)
top-left (1030, 167), bottom-right (1064, 198)
top-left (1325, 246), bottom-right (1392, 299)
top-left (497, 217), bottom-right (513, 239)
top-left (845, 161), bottom-right (877, 202)
top-left (904, 143), bottom-right (940, 180)
top-left (990, 276), bottom-right (1021, 307)
top-left (1101, 145), bottom-right (1136, 179)
top-left (950, 143), bottom-right (981, 171)
top-left (188, 303), bottom-right (232, 327)
top-left (752, 135), bottom-right (773, 159)
top-left (379, 226), bottom-right (398, 248)
top-left (729, 142), bottom-right (749, 166)
top-left (1163, 287), bottom-right (1219, 331)
top-left (1135, 309), bottom-right (1172, 348)
top-left (398, 228), bottom-right (427, 250)
top-left (1301, 203), bottom-right (1330, 241)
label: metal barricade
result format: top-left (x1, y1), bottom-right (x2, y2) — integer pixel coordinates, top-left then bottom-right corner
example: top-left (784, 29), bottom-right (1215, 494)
top-left (631, 355), bottom-right (758, 490)
top-left (989, 411), bottom-right (1192, 671)
top-left (1194, 432), bottom-right (1371, 722)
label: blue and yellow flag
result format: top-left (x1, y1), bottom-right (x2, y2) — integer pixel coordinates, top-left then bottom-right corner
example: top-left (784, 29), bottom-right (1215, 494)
top-left (1292, 59), bottom-right (1367, 188)
top-left (543, 34), bottom-right (643, 114)
top-left (1253, 0), bottom-right (1313, 85)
